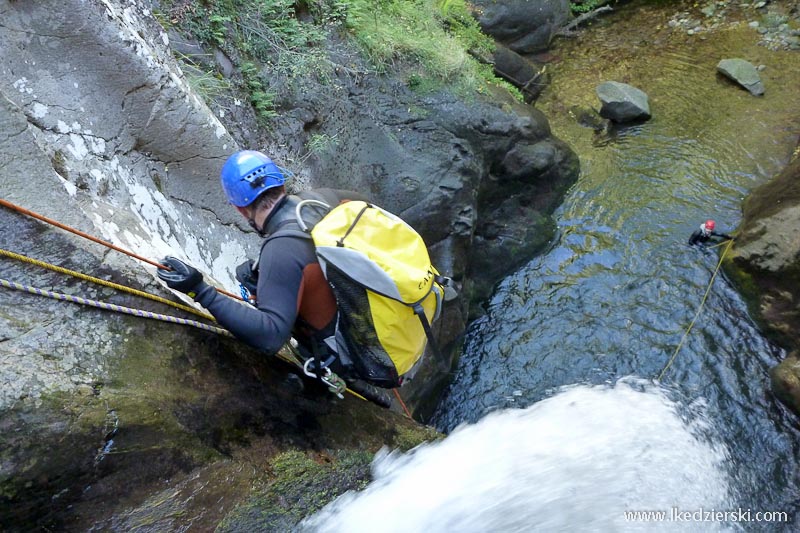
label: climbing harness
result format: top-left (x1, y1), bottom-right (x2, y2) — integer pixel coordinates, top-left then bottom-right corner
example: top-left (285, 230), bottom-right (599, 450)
top-left (0, 198), bottom-right (410, 414)
top-left (304, 359), bottom-right (348, 399)
top-left (0, 248), bottom-right (215, 322)
top-left (657, 239), bottom-right (734, 381)
top-left (0, 198), bottom-right (240, 299)
top-left (0, 267), bottom-right (380, 409)
top-left (0, 277), bottom-right (231, 336)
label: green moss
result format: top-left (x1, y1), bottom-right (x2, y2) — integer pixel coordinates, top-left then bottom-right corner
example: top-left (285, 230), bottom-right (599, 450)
top-left (216, 449), bottom-right (374, 532)
top-left (393, 423), bottom-right (442, 451)
top-left (722, 255), bottom-right (759, 302)
top-left (51, 150), bottom-right (68, 179)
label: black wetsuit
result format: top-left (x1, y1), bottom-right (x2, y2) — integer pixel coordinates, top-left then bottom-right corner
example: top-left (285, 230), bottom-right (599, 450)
top-left (688, 228), bottom-right (733, 246)
top-left (194, 188), bottom-right (368, 354)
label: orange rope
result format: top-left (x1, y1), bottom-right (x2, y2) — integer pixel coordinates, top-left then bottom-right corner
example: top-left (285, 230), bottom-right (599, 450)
top-left (0, 198), bottom-right (240, 299)
top-left (393, 388), bottom-right (413, 419)
top-left (0, 197), bottom-right (168, 269)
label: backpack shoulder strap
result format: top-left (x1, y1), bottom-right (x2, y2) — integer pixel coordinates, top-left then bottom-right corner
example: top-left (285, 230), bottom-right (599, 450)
top-left (260, 190), bottom-right (335, 249)
top-left (262, 221), bottom-right (311, 246)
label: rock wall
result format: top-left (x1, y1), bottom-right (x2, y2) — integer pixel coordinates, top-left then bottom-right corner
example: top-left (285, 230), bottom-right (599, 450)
top-left (725, 152), bottom-right (800, 414)
top-left (0, 0), bottom-right (577, 528)
top-left (726, 155), bottom-right (800, 351)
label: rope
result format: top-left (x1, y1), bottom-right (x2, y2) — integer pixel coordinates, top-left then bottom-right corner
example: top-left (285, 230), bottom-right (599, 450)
top-left (1, 199), bottom-right (413, 411)
top-left (0, 198), bottom-right (168, 270)
top-left (0, 268), bottom-right (378, 405)
top-left (0, 198), bottom-right (241, 300)
top-left (0, 278), bottom-right (232, 337)
top-left (657, 239), bottom-right (734, 381)
top-left (0, 248), bottom-right (216, 322)
top-left (393, 388), bottom-right (413, 418)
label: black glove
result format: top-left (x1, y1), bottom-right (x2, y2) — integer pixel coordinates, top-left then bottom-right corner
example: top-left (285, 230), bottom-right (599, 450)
top-left (157, 256), bottom-right (204, 297)
top-left (236, 260), bottom-right (258, 305)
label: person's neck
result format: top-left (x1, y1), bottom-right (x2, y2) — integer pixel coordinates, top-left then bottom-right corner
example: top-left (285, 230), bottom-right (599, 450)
top-left (253, 193), bottom-right (287, 234)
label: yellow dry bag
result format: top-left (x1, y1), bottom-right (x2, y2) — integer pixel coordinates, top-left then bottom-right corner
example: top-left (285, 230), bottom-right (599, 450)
top-left (292, 198), bottom-right (447, 388)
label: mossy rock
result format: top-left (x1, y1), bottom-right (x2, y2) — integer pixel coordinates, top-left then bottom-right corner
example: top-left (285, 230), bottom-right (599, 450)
top-left (771, 352), bottom-right (800, 416)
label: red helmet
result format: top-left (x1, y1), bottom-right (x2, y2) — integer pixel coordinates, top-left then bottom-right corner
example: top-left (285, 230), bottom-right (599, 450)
top-left (704, 219), bottom-right (715, 231)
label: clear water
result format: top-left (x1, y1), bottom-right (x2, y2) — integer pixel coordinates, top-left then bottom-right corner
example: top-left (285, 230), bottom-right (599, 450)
top-left (434, 2), bottom-right (800, 524)
top-left (305, 3), bottom-right (800, 530)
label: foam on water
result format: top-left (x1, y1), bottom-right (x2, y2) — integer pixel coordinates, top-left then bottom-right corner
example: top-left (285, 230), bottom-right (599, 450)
top-left (301, 380), bottom-right (732, 532)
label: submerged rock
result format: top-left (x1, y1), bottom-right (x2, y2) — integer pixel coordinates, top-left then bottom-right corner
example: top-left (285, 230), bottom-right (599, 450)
top-left (570, 105), bottom-right (612, 133)
top-left (596, 81), bottom-right (652, 123)
top-left (716, 58), bottom-right (766, 96)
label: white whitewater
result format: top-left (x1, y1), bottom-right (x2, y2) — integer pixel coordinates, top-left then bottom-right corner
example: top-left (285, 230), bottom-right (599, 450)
top-left (301, 380), bottom-right (732, 532)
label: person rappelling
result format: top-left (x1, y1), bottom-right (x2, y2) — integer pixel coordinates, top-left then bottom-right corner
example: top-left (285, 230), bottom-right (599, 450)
top-left (687, 219), bottom-right (735, 247)
top-left (156, 151), bottom-right (369, 377)
top-left (156, 150), bottom-right (450, 405)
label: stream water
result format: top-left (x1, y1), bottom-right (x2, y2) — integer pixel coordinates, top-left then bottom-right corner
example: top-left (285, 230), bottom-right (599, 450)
top-left (305, 2), bottom-right (800, 530)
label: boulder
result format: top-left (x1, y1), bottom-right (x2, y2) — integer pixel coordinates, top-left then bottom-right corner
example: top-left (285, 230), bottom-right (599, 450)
top-left (716, 58), bottom-right (765, 96)
top-left (492, 43), bottom-right (550, 102)
top-left (471, 0), bottom-right (573, 54)
top-left (725, 156), bottom-right (800, 415)
top-left (771, 351), bottom-right (800, 415)
top-left (725, 156), bottom-right (800, 352)
top-left (596, 81), bottom-right (652, 123)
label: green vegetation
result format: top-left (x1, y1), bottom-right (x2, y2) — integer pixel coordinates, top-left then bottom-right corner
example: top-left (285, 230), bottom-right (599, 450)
top-left (306, 132), bottom-right (339, 158)
top-left (240, 61), bottom-right (277, 122)
top-left (183, 61), bottom-right (232, 100)
top-left (570, 0), bottom-right (607, 14)
top-left (216, 449), bottom-right (373, 531)
top-left (345, 0), bottom-right (501, 95)
top-left (154, 0), bottom-right (518, 123)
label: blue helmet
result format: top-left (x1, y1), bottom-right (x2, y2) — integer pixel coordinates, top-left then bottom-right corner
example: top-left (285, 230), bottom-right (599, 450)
top-left (220, 150), bottom-right (285, 207)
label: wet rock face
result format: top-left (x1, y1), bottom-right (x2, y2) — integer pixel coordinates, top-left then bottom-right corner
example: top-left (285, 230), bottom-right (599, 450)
top-left (471, 0), bottom-right (573, 54)
top-left (0, 0), bottom-right (577, 528)
top-left (729, 156), bottom-right (800, 352)
top-left (727, 156), bottom-right (800, 414)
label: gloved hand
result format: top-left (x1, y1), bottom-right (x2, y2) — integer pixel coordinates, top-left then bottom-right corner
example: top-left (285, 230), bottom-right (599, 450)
top-left (236, 260), bottom-right (258, 305)
top-left (157, 256), bottom-right (204, 297)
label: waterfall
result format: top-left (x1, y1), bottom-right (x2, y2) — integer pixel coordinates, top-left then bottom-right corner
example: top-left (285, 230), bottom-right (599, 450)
top-left (301, 380), bottom-right (732, 532)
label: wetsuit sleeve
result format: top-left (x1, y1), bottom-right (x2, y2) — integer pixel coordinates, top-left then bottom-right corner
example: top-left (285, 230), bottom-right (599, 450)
top-left (712, 231), bottom-right (733, 240)
top-left (194, 238), bottom-right (310, 354)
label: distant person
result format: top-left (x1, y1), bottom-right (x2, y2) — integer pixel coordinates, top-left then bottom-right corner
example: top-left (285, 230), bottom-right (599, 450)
top-left (688, 219), bottom-right (735, 246)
